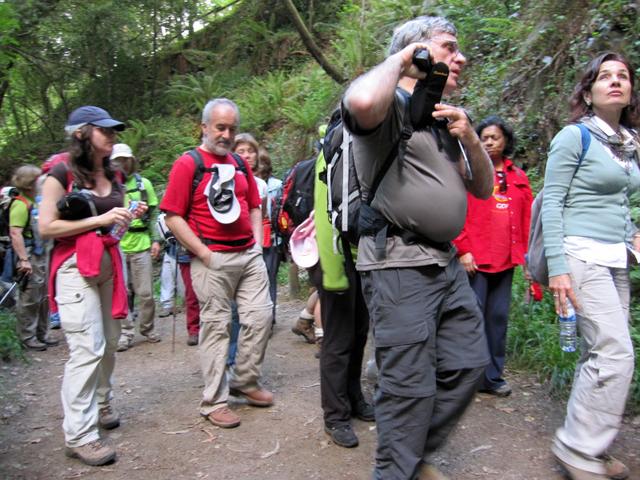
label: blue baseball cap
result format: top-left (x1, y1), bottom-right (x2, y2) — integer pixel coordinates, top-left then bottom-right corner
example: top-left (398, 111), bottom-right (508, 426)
top-left (65, 106), bottom-right (125, 132)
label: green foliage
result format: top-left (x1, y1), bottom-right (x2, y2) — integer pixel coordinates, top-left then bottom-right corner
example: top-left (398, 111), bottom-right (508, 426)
top-left (0, 310), bottom-right (24, 362)
top-left (165, 72), bottom-right (234, 116)
top-left (236, 71), bottom-right (290, 132)
top-left (280, 68), bottom-right (338, 133)
top-left (134, 115), bottom-right (201, 186)
top-left (507, 269), bottom-right (579, 397)
top-left (508, 268), bottom-right (640, 411)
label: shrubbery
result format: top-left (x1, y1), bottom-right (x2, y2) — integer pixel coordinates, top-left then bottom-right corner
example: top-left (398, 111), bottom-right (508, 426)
top-left (0, 310), bottom-right (24, 362)
top-left (507, 268), bottom-right (640, 411)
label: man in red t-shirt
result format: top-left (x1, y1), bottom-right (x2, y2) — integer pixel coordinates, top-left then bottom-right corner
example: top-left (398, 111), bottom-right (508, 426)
top-left (161, 98), bottom-right (273, 429)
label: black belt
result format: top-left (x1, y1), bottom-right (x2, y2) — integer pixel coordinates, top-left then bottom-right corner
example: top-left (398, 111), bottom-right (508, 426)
top-left (387, 225), bottom-right (452, 252)
top-left (202, 236), bottom-right (253, 247)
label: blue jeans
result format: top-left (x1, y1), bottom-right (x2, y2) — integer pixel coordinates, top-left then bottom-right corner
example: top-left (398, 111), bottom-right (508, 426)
top-left (227, 302), bottom-right (240, 366)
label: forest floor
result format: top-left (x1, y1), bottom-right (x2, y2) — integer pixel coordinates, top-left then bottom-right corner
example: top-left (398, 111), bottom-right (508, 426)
top-left (1, 290), bottom-right (639, 480)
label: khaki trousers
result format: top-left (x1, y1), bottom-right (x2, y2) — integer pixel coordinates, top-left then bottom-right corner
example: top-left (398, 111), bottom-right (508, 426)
top-left (190, 246), bottom-right (272, 416)
top-left (16, 249), bottom-right (49, 342)
top-left (553, 255), bottom-right (634, 474)
top-left (120, 250), bottom-right (156, 338)
top-left (56, 253), bottom-right (121, 447)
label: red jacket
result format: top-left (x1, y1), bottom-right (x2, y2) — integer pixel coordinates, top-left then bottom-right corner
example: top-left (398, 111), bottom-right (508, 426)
top-left (48, 231), bottom-right (128, 319)
top-left (454, 158), bottom-right (533, 269)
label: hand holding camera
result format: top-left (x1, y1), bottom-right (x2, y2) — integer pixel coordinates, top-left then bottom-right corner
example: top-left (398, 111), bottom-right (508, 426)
top-left (409, 47), bottom-right (450, 131)
top-left (412, 48), bottom-right (433, 74)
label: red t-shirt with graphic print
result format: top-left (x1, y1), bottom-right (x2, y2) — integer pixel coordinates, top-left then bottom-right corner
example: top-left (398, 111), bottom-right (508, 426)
top-left (160, 147), bottom-right (261, 252)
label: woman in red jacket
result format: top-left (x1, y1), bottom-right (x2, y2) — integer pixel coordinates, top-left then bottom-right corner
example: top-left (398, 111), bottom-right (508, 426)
top-left (453, 116), bottom-right (532, 397)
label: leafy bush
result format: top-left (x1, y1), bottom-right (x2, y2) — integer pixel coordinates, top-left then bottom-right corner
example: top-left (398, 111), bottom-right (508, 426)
top-left (507, 268), bottom-right (640, 411)
top-left (0, 310), bottom-right (24, 362)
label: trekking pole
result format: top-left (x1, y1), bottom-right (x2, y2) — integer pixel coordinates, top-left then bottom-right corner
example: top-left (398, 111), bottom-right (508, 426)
top-left (0, 271), bottom-right (27, 307)
top-left (171, 243), bottom-right (178, 354)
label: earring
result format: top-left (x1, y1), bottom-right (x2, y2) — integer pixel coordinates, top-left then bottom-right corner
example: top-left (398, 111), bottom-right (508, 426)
top-left (585, 99), bottom-right (591, 107)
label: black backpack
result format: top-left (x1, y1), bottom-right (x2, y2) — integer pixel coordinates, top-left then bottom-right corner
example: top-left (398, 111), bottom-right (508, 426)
top-left (188, 149), bottom-right (249, 197)
top-left (275, 157), bottom-right (316, 240)
top-left (323, 90), bottom-right (412, 246)
top-left (0, 188), bottom-right (30, 283)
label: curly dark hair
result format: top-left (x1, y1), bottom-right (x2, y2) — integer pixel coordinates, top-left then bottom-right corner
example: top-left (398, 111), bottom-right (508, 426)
top-left (569, 51), bottom-right (640, 128)
top-left (475, 115), bottom-right (515, 157)
top-left (68, 125), bottom-right (118, 188)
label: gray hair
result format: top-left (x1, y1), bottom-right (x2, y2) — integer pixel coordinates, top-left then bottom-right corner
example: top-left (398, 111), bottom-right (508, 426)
top-left (388, 16), bottom-right (457, 56)
top-left (202, 98), bottom-right (240, 125)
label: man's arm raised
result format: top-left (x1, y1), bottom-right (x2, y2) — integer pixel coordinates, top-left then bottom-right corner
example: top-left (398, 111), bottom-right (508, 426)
top-left (343, 43), bottom-right (429, 131)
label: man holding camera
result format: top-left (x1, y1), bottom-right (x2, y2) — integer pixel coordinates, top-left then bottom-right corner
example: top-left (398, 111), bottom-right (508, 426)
top-left (342, 16), bottom-right (494, 479)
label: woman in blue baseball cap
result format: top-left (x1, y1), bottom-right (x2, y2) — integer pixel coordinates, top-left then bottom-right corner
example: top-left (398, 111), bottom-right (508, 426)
top-left (39, 106), bottom-right (145, 467)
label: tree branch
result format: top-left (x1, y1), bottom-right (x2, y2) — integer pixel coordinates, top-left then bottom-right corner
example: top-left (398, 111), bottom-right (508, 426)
top-left (282, 0), bottom-right (345, 84)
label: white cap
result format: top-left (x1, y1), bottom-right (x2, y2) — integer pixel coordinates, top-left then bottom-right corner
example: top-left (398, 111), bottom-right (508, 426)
top-left (204, 164), bottom-right (241, 224)
top-left (289, 216), bottom-right (319, 269)
top-left (110, 143), bottom-right (134, 159)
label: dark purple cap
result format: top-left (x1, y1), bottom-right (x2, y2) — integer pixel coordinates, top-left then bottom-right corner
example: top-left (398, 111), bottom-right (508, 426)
top-left (65, 106), bottom-right (125, 131)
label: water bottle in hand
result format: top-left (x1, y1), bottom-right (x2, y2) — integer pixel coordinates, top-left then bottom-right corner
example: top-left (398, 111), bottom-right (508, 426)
top-left (110, 201), bottom-right (138, 240)
top-left (558, 300), bottom-right (577, 353)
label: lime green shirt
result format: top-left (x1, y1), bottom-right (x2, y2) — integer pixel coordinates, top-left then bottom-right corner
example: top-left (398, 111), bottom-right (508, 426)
top-left (120, 175), bottom-right (159, 253)
top-left (9, 195), bottom-right (33, 238)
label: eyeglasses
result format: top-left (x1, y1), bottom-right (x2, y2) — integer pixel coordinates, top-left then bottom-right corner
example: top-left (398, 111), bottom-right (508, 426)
top-left (496, 171), bottom-right (507, 193)
top-left (96, 126), bottom-right (117, 136)
top-left (427, 37), bottom-right (463, 58)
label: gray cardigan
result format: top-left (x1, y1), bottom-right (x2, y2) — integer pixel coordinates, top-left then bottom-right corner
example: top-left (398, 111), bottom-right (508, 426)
top-left (542, 124), bottom-right (640, 277)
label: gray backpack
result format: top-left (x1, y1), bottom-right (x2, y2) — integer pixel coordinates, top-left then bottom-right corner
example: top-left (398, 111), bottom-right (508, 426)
top-left (527, 124), bottom-right (591, 285)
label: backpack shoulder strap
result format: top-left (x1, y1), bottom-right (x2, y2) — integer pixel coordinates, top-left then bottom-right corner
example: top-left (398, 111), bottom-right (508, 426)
top-left (188, 149), bottom-right (205, 197)
top-left (576, 123), bottom-right (591, 168)
top-left (230, 152), bottom-right (249, 177)
top-left (365, 89), bottom-right (413, 205)
top-left (64, 164), bottom-right (76, 193)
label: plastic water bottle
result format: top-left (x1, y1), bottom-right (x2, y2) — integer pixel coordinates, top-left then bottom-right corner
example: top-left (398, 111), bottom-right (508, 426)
top-left (558, 300), bottom-right (577, 353)
top-left (110, 201), bottom-right (138, 240)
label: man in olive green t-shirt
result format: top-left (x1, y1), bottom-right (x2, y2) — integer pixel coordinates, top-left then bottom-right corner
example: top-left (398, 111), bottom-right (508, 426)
top-left (110, 144), bottom-right (162, 351)
top-left (8, 165), bottom-right (54, 350)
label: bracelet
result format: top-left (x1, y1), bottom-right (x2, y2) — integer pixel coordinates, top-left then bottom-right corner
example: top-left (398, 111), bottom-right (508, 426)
top-left (18, 258), bottom-right (28, 262)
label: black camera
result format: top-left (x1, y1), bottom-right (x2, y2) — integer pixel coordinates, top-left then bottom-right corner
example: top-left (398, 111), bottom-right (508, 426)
top-left (56, 190), bottom-right (97, 220)
top-left (409, 49), bottom-right (449, 131)
top-left (412, 48), bottom-right (433, 74)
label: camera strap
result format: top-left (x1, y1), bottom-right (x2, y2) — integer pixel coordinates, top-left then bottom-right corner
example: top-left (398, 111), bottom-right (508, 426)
top-left (409, 61), bottom-right (449, 131)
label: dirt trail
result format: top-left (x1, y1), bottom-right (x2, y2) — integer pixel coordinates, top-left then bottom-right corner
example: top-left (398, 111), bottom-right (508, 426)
top-left (1, 292), bottom-right (639, 480)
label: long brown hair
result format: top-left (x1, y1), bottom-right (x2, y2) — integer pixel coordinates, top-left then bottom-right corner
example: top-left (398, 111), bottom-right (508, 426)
top-left (68, 125), bottom-right (117, 188)
top-left (569, 51), bottom-right (640, 128)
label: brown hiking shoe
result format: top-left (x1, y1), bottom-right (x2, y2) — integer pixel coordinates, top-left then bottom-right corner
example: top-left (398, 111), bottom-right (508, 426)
top-left (602, 455), bottom-right (629, 480)
top-left (230, 387), bottom-right (274, 407)
top-left (98, 405), bottom-right (120, 430)
top-left (64, 438), bottom-right (116, 466)
top-left (203, 406), bottom-right (241, 428)
top-left (291, 317), bottom-right (315, 344)
top-left (554, 455), bottom-right (608, 479)
top-left (23, 337), bottom-right (47, 351)
top-left (417, 463), bottom-right (450, 480)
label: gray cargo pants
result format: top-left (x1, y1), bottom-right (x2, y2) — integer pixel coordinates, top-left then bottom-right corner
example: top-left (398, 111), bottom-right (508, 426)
top-left (360, 259), bottom-right (489, 480)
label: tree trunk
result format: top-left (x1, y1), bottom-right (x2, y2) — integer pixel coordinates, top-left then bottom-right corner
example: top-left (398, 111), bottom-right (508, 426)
top-left (282, 0), bottom-right (345, 84)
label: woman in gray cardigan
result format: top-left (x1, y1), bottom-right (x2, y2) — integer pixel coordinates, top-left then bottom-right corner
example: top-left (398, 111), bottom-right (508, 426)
top-left (543, 52), bottom-right (640, 480)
